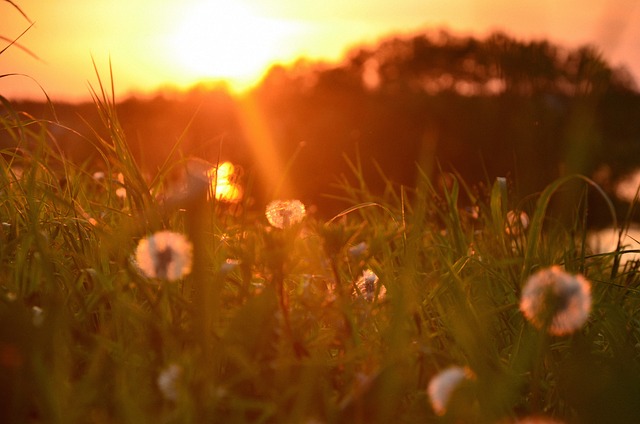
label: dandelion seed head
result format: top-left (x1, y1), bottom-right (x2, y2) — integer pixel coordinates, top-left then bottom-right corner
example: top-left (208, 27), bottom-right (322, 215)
top-left (134, 231), bottom-right (193, 281)
top-left (265, 199), bottom-right (306, 229)
top-left (115, 173), bottom-right (127, 199)
top-left (506, 210), bottom-right (529, 236)
top-left (157, 363), bottom-right (182, 402)
top-left (614, 168), bottom-right (640, 203)
top-left (466, 205), bottom-right (480, 220)
top-left (32, 306), bottom-right (44, 327)
top-left (354, 269), bottom-right (386, 302)
top-left (348, 241), bottom-right (369, 258)
top-left (427, 366), bottom-right (475, 416)
top-left (220, 258), bottom-right (241, 274)
top-left (520, 266), bottom-right (591, 335)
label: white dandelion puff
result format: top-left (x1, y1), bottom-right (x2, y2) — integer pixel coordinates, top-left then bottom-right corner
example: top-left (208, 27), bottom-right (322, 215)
top-left (220, 258), bottom-right (241, 274)
top-left (157, 363), bottom-right (182, 402)
top-left (520, 266), bottom-right (591, 336)
top-left (348, 241), bottom-right (369, 258)
top-left (115, 173), bottom-right (127, 199)
top-left (265, 199), bottom-right (306, 229)
top-left (506, 210), bottom-right (529, 236)
top-left (614, 168), bottom-right (640, 203)
top-left (134, 231), bottom-right (193, 281)
top-left (32, 306), bottom-right (44, 327)
top-left (427, 366), bottom-right (475, 416)
top-left (353, 269), bottom-right (386, 302)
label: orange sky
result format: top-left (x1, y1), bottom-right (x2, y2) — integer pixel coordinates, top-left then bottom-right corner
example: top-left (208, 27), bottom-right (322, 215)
top-left (2, 0), bottom-right (639, 102)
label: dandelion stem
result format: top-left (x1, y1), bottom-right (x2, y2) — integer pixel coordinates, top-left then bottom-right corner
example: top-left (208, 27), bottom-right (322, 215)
top-left (185, 175), bottom-right (215, 353)
top-left (530, 331), bottom-right (549, 413)
top-left (274, 269), bottom-right (308, 358)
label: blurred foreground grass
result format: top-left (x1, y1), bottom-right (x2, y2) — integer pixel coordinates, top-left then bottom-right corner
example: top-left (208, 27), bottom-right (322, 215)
top-left (2, 75), bottom-right (640, 424)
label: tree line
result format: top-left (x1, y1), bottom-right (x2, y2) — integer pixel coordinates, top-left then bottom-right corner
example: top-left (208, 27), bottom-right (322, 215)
top-left (3, 29), bottom-right (640, 222)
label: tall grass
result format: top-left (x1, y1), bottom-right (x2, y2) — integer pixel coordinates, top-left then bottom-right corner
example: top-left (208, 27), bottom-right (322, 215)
top-left (3, 72), bottom-right (640, 424)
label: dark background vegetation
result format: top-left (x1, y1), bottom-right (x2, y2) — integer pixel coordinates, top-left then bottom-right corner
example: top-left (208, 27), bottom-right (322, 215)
top-left (4, 30), bottom-right (640, 222)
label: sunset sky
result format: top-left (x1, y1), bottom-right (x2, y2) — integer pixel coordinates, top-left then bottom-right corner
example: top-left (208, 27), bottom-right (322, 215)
top-left (2, 0), bottom-right (639, 102)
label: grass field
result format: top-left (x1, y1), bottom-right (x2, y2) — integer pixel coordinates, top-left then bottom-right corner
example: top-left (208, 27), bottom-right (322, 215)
top-left (3, 64), bottom-right (640, 423)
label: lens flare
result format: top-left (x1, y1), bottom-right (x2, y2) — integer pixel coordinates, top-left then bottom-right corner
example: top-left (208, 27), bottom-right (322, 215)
top-left (206, 161), bottom-right (242, 203)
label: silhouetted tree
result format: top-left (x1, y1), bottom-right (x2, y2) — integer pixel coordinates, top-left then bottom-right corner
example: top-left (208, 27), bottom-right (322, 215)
top-left (3, 29), bottom-right (639, 222)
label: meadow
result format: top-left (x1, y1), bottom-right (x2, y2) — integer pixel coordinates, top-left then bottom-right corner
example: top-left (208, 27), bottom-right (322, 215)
top-left (2, 69), bottom-right (640, 424)
top-left (3, 2), bottom-right (640, 419)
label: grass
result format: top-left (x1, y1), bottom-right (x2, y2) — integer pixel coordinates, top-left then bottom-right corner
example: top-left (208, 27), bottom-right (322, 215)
top-left (3, 64), bottom-right (640, 424)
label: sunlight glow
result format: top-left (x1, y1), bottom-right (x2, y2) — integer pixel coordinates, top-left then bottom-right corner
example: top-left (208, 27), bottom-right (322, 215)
top-left (207, 161), bottom-right (243, 203)
top-left (167, 1), bottom-right (300, 91)
top-left (236, 96), bottom-right (289, 198)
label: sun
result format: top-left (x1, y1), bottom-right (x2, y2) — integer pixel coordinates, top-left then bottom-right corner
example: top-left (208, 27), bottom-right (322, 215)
top-left (168, 1), bottom-right (298, 91)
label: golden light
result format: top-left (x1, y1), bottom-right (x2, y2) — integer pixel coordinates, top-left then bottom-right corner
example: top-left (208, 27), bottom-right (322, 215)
top-left (207, 161), bottom-right (242, 203)
top-left (167, 0), bottom-right (300, 92)
top-left (236, 95), bottom-right (290, 198)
